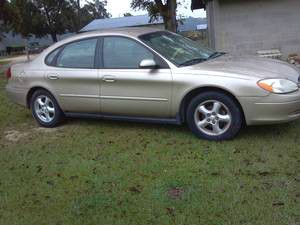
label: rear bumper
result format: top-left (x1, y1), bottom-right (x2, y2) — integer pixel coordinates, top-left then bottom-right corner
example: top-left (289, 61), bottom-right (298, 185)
top-left (6, 84), bottom-right (27, 107)
top-left (238, 92), bottom-right (300, 125)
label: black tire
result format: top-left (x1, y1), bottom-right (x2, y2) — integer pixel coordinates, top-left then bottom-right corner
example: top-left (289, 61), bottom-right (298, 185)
top-left (30, 89), bottom-right (64, 127)
top-left (186, 91), bottom-right (243, 141)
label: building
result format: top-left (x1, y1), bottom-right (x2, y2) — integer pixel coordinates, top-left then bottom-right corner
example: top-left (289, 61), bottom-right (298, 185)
top-left (0, 32), bottom-right (72, 56)
top-left (81, 15), bottom-right (164, 32)
top-left (80, 15), bottom-right (207, 33)
top-left (177, 17), bottom-right (207, 32)
top-left (192, 0), bottom-right (300, 57)
top-left (0, 15), bottom-right (207, 55)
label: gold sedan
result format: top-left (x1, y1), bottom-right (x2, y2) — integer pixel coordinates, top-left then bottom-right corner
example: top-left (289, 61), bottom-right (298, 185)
top-left (5, 28), bottom-right (300, 140)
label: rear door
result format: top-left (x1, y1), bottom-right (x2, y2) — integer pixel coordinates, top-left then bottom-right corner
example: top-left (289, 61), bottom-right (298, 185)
top-left (45, 38), bottom-right (100, 113)
top-left (99, 36), bottom-right (172, 118)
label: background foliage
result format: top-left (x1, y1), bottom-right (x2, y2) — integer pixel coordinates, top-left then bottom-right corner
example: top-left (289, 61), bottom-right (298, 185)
top-left (0, 0), bottom-right (111, 42)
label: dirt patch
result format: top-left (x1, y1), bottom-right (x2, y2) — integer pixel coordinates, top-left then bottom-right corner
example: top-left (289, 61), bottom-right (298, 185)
top-left (33, 127), bottom-right (61, 133)
top-left (272, 201), bottom-right (285, 207)
top-left (167, 187), bottom-right (185, 199)
top-left (166, 207), bottom-right (176, 217)
top-left (4, 130), bottom-right (29, 142)
top-left (128, 185), bottom-right (142, 194)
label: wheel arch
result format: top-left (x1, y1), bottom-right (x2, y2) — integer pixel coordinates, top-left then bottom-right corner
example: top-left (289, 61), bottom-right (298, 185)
top-left (179, 86), bottom-right (246, 124)
top-left (26, 86), bottom-right (56, 108)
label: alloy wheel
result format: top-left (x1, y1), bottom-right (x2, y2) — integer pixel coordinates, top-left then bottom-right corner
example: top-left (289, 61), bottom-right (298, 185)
top-left (34, 95), bottom-right (55, 123)
top-left (194, 100), bottom-right (232, 136)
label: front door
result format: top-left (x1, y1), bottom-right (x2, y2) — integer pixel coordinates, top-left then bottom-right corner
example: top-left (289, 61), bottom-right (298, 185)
top-left (99, 36), bottom-right (172, 118)
top-left (45, 38), bottom-right (100, 113)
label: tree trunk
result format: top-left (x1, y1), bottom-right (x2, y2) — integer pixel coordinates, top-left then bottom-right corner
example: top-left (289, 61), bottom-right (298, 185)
top-left (159, 0), bottom-right (177, 32)
top-left (76, 0), bottom-right (81, 32)
top-left (168, 0), bottom-right (177, 32)
top-left (50, 33), bottom-right (58, 42)
top-left (163, 15), bottom-right (176, 32)
top-left (25, 38), bottom-right (30, 61)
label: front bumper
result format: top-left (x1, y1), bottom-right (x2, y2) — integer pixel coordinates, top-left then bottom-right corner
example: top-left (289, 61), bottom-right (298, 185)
top-left (238, 91), bottom-right (300, 125)
top-left (6, 84), bottom-right (27, 107)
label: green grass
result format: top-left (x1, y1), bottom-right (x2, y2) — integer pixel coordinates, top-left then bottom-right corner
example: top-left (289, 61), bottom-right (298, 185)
top-left (0, 61), bottom-right (10, 74)
top-left (0, 61), bottom-right (10, 66)
top-left (0, 63), bottom-right (299, 225)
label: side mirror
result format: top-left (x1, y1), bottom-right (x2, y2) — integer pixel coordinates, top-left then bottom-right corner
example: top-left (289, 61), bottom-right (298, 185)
top-left (139, 59), bottom-right (158, 69)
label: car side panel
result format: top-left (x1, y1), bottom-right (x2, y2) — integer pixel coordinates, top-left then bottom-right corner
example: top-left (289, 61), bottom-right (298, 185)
top-left (43, 67), bottom-right (100, 113)
top-left (170, 71), bottom-right (268, 118)
top-left (100, 68), bottom-right (172, 117)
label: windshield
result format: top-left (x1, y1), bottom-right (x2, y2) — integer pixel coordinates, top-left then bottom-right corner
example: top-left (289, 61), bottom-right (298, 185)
top-left (139, 31), bottom-right (217, 67)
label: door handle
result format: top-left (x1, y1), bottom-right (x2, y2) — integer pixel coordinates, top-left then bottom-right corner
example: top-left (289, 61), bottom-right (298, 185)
top-left (102, 75), bottom-right (116, 83)
top-left (47, 74), bottom-right (59, 80)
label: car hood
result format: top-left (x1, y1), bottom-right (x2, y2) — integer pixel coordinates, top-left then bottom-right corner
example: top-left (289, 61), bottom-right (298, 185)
top-left (187, 54), bottom-right (300, 82)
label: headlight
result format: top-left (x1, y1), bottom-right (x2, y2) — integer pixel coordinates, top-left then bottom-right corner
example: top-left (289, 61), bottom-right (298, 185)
top-left (257, 79), bottom-right (299, 94)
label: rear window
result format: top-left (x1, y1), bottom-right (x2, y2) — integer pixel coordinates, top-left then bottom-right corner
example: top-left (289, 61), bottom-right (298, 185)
top-left (45, 48), bottom-right (61, 65)
top-left (56, 39), bottom-right (98, 69)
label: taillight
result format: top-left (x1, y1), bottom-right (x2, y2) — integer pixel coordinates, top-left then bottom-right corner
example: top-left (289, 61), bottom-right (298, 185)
top-left (5, 67), bottom-right (11, 79)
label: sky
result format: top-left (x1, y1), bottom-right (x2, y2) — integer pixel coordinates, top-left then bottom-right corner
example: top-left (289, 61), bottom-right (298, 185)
top-left (105, 0), bottom-right (206, 18)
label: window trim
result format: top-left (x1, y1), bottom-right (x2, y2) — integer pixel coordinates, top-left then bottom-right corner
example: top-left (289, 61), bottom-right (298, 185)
top-left (99, 35), bottom-right (170, 70)
top-left (44, 35), bottom-right (170, 70)
top-left (45, 47), bottom-right (62, 66)
top-left (44, 37), bottom-right (101, 69)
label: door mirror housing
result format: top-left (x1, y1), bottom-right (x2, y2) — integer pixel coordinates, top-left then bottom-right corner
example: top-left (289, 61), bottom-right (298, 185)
top-left (139, 59), bottom-right (158, 69)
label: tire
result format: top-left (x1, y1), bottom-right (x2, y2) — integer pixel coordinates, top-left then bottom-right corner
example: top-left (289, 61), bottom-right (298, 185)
top-left (186, 91), bottom-right (243, 141)
top-left (30, 89), bottom-right (64, 127)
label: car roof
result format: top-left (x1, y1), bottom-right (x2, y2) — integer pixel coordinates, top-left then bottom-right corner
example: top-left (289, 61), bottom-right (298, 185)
top-left (65, 27), bottom-right (163, 42)
top-left (37, 27), bottom-right (167, 64)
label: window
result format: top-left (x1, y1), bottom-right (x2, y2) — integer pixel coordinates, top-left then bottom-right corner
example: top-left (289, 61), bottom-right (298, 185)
top-left (45, 48), bottom-right (61, 65)
top-left (103, 37), bottom-right (154, 69)
top-left (56, 38), bottom-right (98, 68)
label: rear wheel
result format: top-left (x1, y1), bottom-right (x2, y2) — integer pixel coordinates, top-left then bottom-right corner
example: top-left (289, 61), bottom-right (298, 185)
top-left (30, 90), bottom-right (63, 127)
top-left (186, 91), bottom-right (243, 141)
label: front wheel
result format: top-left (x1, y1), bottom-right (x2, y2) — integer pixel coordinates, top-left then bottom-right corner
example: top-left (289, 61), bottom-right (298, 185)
top-left (186, 91), bottom-right (243, 141)
top-left (30, 90), bottom-right (64, 127)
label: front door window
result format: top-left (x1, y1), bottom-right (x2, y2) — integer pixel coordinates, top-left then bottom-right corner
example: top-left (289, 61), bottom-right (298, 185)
top-left (103, 37), bottom-right (154, 69)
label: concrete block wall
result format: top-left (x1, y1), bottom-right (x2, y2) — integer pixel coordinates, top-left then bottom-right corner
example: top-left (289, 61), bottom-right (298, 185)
top-left (209, 0), bottom-right (300, 58)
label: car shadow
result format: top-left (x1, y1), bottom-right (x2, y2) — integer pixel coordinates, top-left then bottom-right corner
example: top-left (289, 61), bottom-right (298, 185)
top-left (65, 117), bottom-right (188, 132)
top-left (237, 123), bottom-right (294, 140)
top-left (64, 117), bottom-right (296, 141)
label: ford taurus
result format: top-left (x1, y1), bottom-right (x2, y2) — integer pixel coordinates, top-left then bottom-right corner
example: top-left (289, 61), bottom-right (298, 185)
top-left (5, 28), bottom-right (300, 140)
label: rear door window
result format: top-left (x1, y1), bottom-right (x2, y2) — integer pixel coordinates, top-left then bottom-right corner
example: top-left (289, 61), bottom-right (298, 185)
top-left (56, 38), bottom-right (98, 69)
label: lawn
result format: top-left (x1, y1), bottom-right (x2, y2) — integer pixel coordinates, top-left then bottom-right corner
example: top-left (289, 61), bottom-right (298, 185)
top-left (0, 60), bottom-right (10, 65)
top-left (0, 60), bottom-right (10, 74)
top-left (0, 62), bottom-right (299, 225)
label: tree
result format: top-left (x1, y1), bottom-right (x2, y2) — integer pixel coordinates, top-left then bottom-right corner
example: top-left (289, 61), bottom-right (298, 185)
top-left (0, 0), bottom-right (13, 40)
top-left (8, 0), bottom-right (46, 59)
top-left (8, 0), bottom-right (74, 43)
top-left (0, 0), bottom-right (11, 24)
top-left (32, 0), bottom-right (72, 42)
top-left (67, 0), bottom-right (82, 32)
top-left (123, 12), bottom-right (133, 17)
top-left (131, 0), bottom-right (177, 32)
top-left (67, 0), bottom-right (111, 33)
top-left (84, 0), bottom-right (111, 19)
top-left (5, 0), bottom-right (111, 43)
top-left (9, 0), bottom-right (46, 39)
